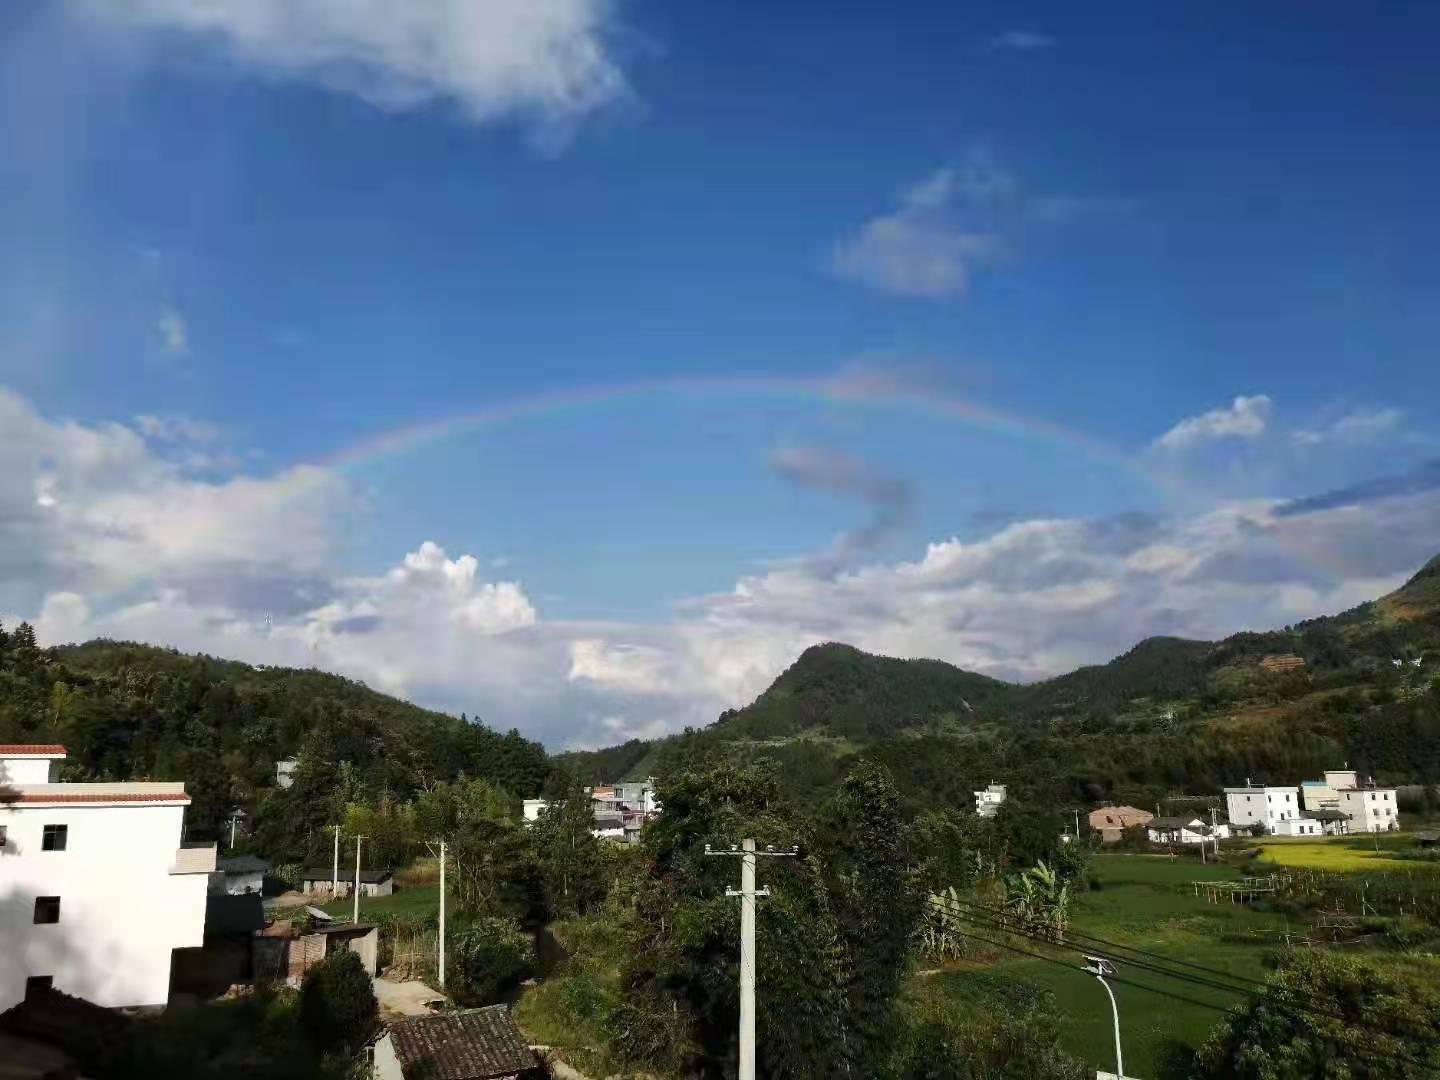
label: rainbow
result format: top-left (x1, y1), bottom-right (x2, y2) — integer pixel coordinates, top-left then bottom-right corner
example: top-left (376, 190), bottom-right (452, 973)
top-left (317, 372), bottom-right (1152, 482)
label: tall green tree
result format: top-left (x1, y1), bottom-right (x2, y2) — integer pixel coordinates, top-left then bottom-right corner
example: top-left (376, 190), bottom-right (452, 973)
top-left (531, 774), bottom-right (608, 918)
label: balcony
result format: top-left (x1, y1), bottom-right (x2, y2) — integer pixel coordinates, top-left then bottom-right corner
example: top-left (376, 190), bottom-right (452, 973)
top-left (171, 841), bottom-right (217, 875)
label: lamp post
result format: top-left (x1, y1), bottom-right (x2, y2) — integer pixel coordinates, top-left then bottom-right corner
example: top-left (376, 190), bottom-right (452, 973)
top-left (1084, 955), bottom-right (1125, 1079)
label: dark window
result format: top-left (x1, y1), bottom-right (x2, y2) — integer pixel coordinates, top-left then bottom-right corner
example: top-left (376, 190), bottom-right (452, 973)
top-left (42, 824), bottom-right (67, 852)
top-left (24, 976), bottom-right (52, 1000)
top-left (34, 897), bottom-right (60, 924)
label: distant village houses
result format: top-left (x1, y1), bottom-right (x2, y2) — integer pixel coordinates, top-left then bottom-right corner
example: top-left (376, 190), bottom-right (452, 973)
top-left (1224, 768), bottom-right (1397, 836)
top-left (523, 777), bottom-right (662, 844)
top-left (973, 782), bottom-right (1006, 818)
top-left (1088, 805), bottom-right (1153, 843)
top-left (298, 867), bottom-right (395, 898)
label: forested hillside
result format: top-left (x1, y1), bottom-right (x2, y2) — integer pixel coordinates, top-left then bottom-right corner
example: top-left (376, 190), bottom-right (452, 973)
top-left (0, 629), bottom-right (549, 847)
top-left (562, 553), bottom-right (1440, 812)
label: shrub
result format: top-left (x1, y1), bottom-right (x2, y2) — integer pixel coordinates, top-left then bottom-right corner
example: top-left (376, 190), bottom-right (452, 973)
top-left (300, 951), bottom-right (377, 1053)
top-left (450, 915), bottom-right (534, 1006)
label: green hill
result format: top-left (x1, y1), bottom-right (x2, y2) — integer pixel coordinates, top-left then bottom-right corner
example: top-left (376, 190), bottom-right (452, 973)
top-left (562, 554), bottom-right (1440, 810)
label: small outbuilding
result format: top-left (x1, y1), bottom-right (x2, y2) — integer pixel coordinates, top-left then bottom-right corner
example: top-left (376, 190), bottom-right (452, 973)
top-left (217, 854), bottom-right (270, 895)
top-left (375, 1005), bottom-right (542, 1080)
top-left (299, 867), bottom-right (394, 898)
top-left (1088, 805), bottom-right (1153, 843)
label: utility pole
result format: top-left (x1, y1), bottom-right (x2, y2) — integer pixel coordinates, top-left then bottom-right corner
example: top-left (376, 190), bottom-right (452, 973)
top-left (227, 809), bottom-right (245, 849)
top-left (705, 839), bottom-right (798, 1080)
top-left (437, 839), bottom-right (447, 990)
top-left (352, 835), bottom-right (366, 924)
top-left (1210, 807), bottom-right (1221, 861)
top-left (330, 825), bottom-right (342, 898)
top-left (1084, 955), bottom-right (1125, 1079)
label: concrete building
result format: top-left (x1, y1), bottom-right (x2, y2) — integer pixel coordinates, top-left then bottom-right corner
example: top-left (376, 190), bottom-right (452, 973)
top-left (1338, 785), bottom-right (1400, 832)
top-left (1147, 817), bottom-right (1214, 846)
top-left (0, 744), bottom-right (212, 1012)
top-left (375, 1005), bottom-right (541, 1080)
top-left (254, 917), bottom-right (377, 989)
top-left (1088, 805), bottom-right (1153, 843)
top-left (974, 783), bottom-right (1006, 818)
top-left (525, 779), bottom-right (662, 844)
top-left (299, 867), bottom-right (394, 898)
top-left (1224, 781), bottom-right (1303, 835)
top-left (215, 855), bottom-right (269, 896)
top-left (521, 798), bottom-right (549, 823)
top-left (274, 760), bottom-right (298, 790)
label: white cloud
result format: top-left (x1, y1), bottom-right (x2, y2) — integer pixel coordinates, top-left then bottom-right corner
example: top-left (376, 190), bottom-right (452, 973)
top-left (6, 385), bottom-right (1437, 752)
top-left (988, 31), bottom-right (1055, 52)
top-left (1153, 395), bottom-right (1272, 451)
top-left (1292, 407), bottom-right (1405, 447)
top-left (830, 156), bottom-right (1022, 299)
top-left (134, 413), bottom-right (219, 443)
top-left (75, 0), bottom-right (632, 145)
top-left (155, 307), bottom-right (188, 356)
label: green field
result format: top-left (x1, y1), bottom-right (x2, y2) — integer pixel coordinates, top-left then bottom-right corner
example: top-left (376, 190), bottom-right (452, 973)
top-left (315, 883), bottom-right (443, 920)
top-left (926, 855), bottom-right (1307, 1079)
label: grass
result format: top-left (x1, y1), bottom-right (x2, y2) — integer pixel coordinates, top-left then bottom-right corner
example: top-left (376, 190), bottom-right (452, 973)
top-left (924, 854), bottom-right (1314, 1079)
top-left (312, 883), bottom-right (443, 920)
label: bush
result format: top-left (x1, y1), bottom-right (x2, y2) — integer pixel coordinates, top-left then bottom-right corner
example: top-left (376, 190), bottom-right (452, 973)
top-left (300, 951), bottom-right (378, 1054)
top-left (450, 915), bottom-right (534, 1006)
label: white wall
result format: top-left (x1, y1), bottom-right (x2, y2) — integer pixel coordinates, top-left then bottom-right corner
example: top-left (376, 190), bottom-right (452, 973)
top-left (0, 802), bottom-right (208, 1011)
top-left (374, 1033), bottom-right (403, 1080)
top-left (225, 870), bottom-right (264, 896)
top-left (1338, 789), bottom-right (1399, 833)
top-left (0, 757), bottom-right (60, 784)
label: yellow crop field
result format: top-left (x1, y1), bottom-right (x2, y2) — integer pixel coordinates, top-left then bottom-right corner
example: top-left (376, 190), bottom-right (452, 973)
top-left (1256, 841), bottom-right (1423, 873)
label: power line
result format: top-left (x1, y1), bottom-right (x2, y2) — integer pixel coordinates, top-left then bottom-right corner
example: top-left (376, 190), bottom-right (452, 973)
top-left (930, 900), bottom-right (1440, 1074)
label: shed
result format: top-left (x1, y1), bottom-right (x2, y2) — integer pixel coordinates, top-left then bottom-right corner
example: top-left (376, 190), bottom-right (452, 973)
top-left (1087, 805), bottom-right (1153, 843)
top-left (1146, 816), bottom-right (1212, 846)
top-left (218, 854), bottom-right (270, 896)
top-left (299, 867), bottom-right (395, 898)
top-left (375, 1006), bottom-right (541, 1080)
top-left (253, 918), bottom-right (378, 988)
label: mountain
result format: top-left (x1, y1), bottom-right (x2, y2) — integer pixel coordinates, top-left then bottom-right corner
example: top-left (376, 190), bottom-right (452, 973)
top-left (0, 634), bottom-right (550, 841)
top-left (561, 554), bottom-right (1440, 809)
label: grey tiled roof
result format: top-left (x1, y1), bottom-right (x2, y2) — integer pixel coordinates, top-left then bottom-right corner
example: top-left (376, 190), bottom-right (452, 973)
top-left (387, 1005), bottom-right (536, 1079)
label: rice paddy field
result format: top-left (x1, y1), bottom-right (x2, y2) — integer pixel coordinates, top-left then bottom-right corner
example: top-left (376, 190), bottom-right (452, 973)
top-left (1253, 832), bottom-right (1440, 873)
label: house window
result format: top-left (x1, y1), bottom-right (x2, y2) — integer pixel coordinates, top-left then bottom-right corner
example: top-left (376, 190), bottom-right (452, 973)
top-left (0, 825), bottom-right (7, 850)
top-left (33, 897), bottom-right (61, 924)
top-left (42, 824), bottom-right (68, 852)
top-left (1371, 793), bottom-right (1376, 802)
top-left (24, 976), bottom-right (52, 1000)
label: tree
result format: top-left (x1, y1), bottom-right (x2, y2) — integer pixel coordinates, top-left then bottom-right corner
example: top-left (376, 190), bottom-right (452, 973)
top-left (449, 915), bottom-right (535, 1005)
top-left (531, 774), bottom-right (608, 918)
top-left (1195, 951), bottom-right (1440, 1078)
top-left (299, 950), bottom-right (377, 1054)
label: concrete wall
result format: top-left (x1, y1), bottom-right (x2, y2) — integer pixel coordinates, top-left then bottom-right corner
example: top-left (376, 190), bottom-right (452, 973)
top-left (0, 801), bottom-right (208, 1011)
top-left (0, 757), bottom-right (59, 784)
top-left (1338, 789), bottom-right (1399, 832)
top-left (225, 870), bottom-right (264, 896)
top-left (374, 1033), bottom-right (403, 1080)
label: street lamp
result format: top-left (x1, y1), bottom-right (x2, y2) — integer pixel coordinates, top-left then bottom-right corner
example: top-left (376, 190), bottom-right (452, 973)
top-left (1083, 955), bottom-right (1126, 1079)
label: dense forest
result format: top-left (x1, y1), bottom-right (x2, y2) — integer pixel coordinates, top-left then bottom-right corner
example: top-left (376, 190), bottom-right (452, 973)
top-left (0, 627), bottom-right (550, 853)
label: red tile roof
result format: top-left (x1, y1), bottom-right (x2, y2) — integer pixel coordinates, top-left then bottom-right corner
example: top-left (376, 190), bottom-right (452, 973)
top-left (0, 792), bottom-right (190, 805)
top-left (0, 744), bottom-right (67, 755)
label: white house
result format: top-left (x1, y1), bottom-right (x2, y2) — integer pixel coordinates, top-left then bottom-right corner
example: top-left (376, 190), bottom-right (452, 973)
top-left (1146, 816), bottom-right (1213, 845)
top-left (1224, 781), bottom-right (1302, 835)
top-left (298, 868), bottom-right (394, 898)
top-left (0, 744), bottom-right (212, 1012)
top-left (521, 798), bottom-right (549, 823)
top-left (274, 760), bottom-right (298, 790)
top-left (974, 783), bottom-right (1006, 818)
top-left (1338, 785), bottom-right (1400, 833)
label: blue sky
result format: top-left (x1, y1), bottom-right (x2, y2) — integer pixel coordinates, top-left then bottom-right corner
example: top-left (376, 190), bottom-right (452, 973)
top-left (2, 1), bottom-right (1437, 747)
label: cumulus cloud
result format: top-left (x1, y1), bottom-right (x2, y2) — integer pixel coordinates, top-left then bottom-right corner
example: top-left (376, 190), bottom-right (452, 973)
top-left (987, 31), bottom-right (1055, 51)
top-left (1292, 407), bottom-right (1405, 448)
top-left (74, 0), bottom-right (632, 146)
top-left (1153, 395), bottom-right (1272, 451)
top-left (134, 413), bottom-right (219, 443)
top-left (830, 158), bottom-right (1014, 299)
top-left (7, 384), bottom-right (1438, 751)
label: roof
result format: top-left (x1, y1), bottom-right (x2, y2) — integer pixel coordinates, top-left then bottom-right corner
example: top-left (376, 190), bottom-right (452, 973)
top-left (300, 867), bottom-right (393, 884)
top-left (0, 744), bottom-right (66, 757)
top-left (1089, 806), bottom-right (1152, 826)
top-left (219, 855), bottom-right (271, 874)
top-left (0, 987), bottom-right (131, 1060)
top-left (386, 1006), bottom-right (537, 1080)
top-left (1148, 816), bottom-right (1205, 829)
top-left (206, 893), bottom-right (266, 935)
top-left (0, 782), bottom-right (189, 806)
top-left (1302, 809), bottom-right (1349, 821)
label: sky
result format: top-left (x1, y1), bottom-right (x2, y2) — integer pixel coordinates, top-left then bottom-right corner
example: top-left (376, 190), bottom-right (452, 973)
top-left (2, 1), bottom-right (1438, 749)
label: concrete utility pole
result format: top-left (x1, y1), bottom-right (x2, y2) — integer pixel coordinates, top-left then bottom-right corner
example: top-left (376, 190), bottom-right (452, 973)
top-left (330, 825), bottom-right (342, 897)
top-left (352, 835), bottom-right (366, 924)
top-left (227, 809), bottom-right (245, 849)
top-left (705, 839), bottom-right (798, 1080)
top-left (1084, 955), bottom-right (1125, 1079)
top-left (438, 839), bottom-right (447, 989)
top-left (1210, 807), bottom-right (1221, 861)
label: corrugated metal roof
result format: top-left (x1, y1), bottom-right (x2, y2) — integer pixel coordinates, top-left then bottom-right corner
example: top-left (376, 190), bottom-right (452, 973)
top-left (387, 1006), bottom-right (536, 1079)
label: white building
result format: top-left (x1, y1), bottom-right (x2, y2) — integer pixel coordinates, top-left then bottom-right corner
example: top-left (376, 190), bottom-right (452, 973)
top-left (1338, 786), bottom-right (1399, 833)
top-left (1147, 817), bottom-right (1216, 845)
top-left (0, 744), bottom-right (212, 1012)
top-left (216, 855), bottom-right (269, 896)
top-left (274, 759), bottom-right (298, 790)
top-left (522, 798), bottom-right (549, 823)
top-left (1224, 781), bottom-right (1303, 835)
top-left (974, 783), bottom-right (1006, 818)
